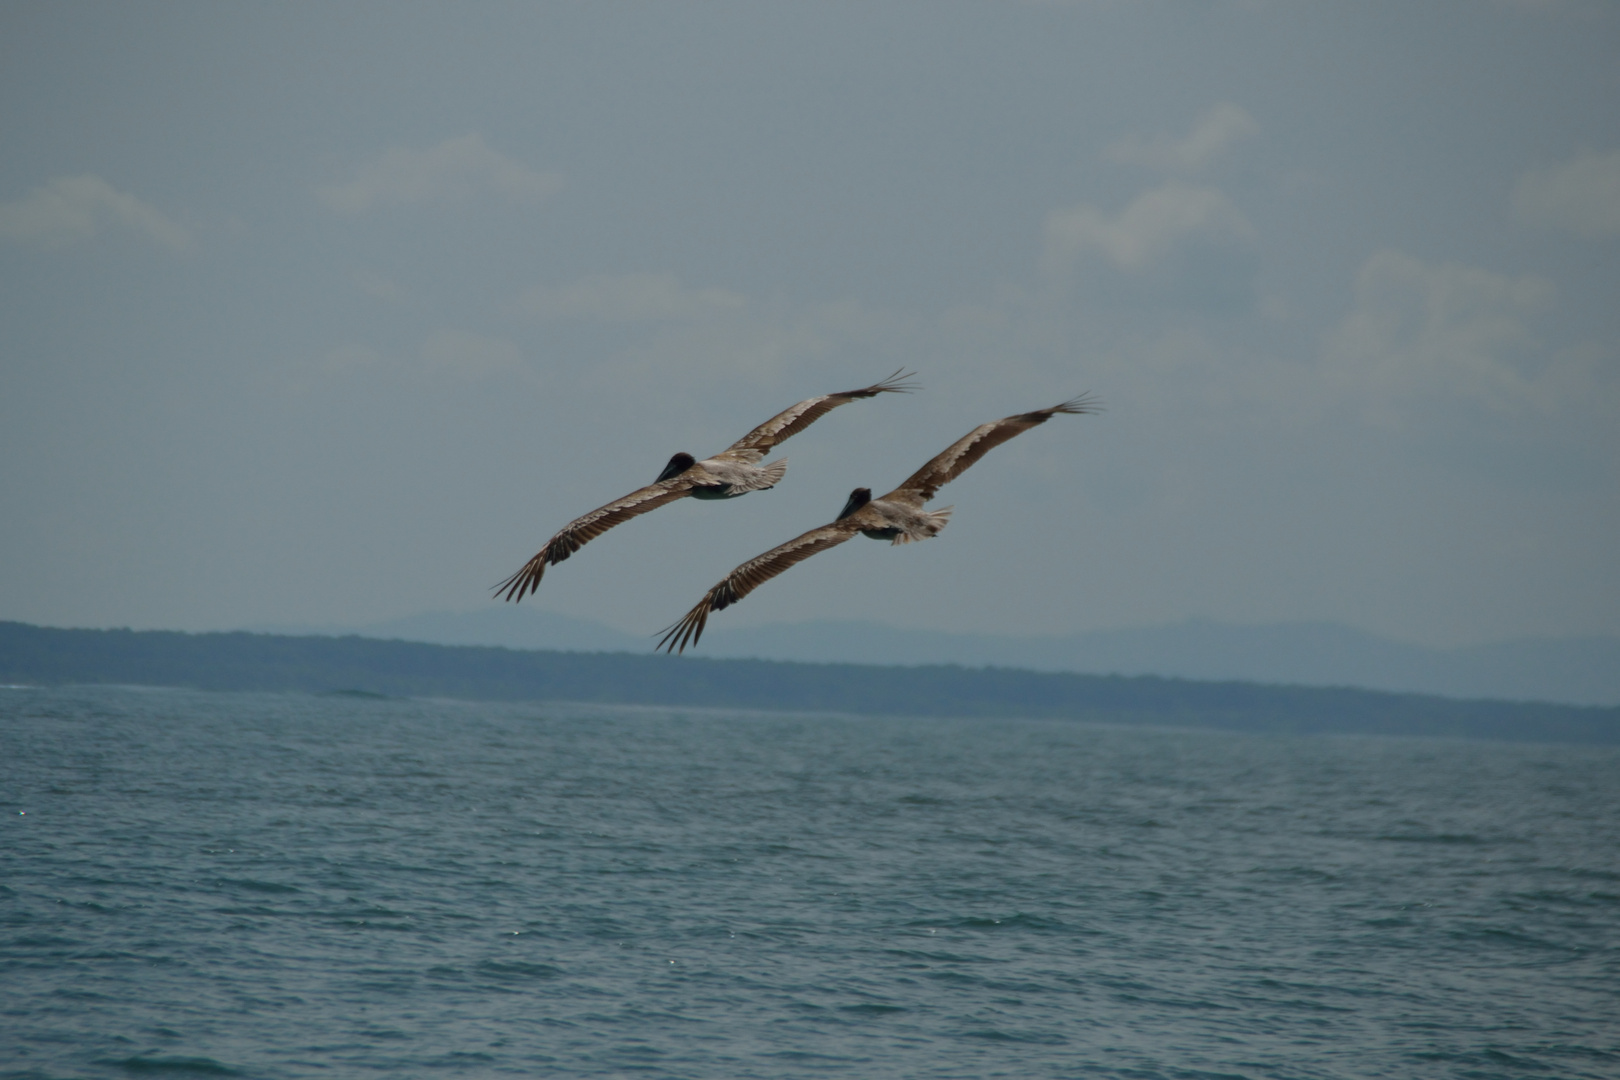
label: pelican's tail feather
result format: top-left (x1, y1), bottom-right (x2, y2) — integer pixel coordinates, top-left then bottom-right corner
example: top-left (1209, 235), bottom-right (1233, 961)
top-left (757, 457), bottom-right (788, 489)
top-left (892, 505), bottom-right (953, 545)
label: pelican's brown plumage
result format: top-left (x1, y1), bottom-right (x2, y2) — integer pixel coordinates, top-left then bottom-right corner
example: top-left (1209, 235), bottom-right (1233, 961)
top-left (657, 394), bottom-right (1100, 653)
top-left (495, 370), bottom-right (917, 601)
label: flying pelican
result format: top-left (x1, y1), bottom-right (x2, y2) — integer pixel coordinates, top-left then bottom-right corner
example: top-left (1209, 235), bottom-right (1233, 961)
top-left (656, 395), bottom-right (1100, 653)
top-left (495, 370), bottom-right (918, 601)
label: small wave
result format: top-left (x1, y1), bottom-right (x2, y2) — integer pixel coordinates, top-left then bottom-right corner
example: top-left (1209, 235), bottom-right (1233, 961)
top-left (901, 912), bottom-right (1070, 934)
top-left (958, 1028), bottom-right (1068, 1044)
top-left (215, 877), bottom-right (299, 894)
top-left (475, 959), bottom-right (563, 981)
top-left (111, 1056), bottom-right (239, 1075)
top-left (1409, 1047), bottom-right (1555, 1071)
top-left (880, 947), bottom-right (984, 965)
top-left (1447, 924), bottom-right (1565, 950)
top-left (212, 905), bottom-right (285, 917)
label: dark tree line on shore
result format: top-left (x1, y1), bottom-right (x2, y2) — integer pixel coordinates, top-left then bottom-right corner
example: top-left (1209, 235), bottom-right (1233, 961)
top-left (2, 621), bottom-right (1615, 744)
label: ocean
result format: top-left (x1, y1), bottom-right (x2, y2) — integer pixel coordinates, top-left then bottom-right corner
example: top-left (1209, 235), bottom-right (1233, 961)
top-left (2, 684), bottom-right (1616, 1079)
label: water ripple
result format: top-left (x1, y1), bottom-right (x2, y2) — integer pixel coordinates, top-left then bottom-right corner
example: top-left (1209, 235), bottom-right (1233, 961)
top-left (2, 685), bottom-right (1617, 1079)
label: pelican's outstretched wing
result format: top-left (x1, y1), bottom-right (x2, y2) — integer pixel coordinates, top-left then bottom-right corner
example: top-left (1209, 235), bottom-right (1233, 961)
top-left (883, 394), bottom-right (1101, 505)
top-left (657, 521), bottom-right (861, 653)
top-left (720, 369), bottom-right (918, 458)
top-left (496, 481), bottom-right (695, 601)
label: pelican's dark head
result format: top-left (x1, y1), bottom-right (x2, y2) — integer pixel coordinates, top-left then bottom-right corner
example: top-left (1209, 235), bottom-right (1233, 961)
top-left (656, 452), bottom-right (697, 483)
top-left (837, 487), bottom-right (872, 520)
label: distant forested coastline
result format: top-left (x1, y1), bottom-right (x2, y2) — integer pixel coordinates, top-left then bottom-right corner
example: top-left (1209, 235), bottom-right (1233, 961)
top-left (2, 621), bottom-right (1616, 745)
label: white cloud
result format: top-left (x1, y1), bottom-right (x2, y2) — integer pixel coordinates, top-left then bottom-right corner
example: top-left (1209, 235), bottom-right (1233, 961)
top-left (1043, 182), bottom-right (1256, 275)
top-left (0, 174), bottom-right (194, 251)
top-left (518, 272), bottom-right (746, 322)
top-left (1104, 102), bottom-right (1260, 174)
top-left (1513, 149), bottom-right (1620, 238)
top-left (1322, 250), bottom-right (1573, 423)
top-left (318, 134), bottom-right (564, 213)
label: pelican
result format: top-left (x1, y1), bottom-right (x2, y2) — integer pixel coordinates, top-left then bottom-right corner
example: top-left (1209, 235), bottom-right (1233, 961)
top-left (495, 370), bottom-right (918, 601)
top-left (657, 395), bottom-right (1100, 653)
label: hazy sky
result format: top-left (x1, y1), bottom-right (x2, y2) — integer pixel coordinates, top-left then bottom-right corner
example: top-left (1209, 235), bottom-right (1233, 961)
top-left (3, 1), bottom-right (1617, 648)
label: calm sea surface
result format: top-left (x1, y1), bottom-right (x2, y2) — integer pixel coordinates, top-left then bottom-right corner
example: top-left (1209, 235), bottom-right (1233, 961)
top-left (2, 684), bottom-right (1617, 1079)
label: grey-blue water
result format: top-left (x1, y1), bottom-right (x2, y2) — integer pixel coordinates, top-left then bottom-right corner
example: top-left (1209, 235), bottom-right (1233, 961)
top-left (3, 686), bottom-right (1617, 1079)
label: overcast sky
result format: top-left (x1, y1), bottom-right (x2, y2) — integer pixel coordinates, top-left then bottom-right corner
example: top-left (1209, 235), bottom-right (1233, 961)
top-left (2, 1), bottom-right (1617, 649)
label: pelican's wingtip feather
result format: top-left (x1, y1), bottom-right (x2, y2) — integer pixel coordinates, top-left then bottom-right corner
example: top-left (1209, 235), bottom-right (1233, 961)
top-left (1052, 392), bottom-right (1104, 415)
top-left (492, 561), bottom-right (542, 603)
top-left (655, 606), bottom-right (708, 654)
top-left (870, 368), bottom-right (921, 395)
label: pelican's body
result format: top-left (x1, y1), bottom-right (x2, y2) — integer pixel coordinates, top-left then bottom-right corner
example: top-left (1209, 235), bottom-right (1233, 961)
top-left (836, 487), bottom-right (954, 543)
top-left (678, 451), bottom-right (788, 500)
top-left (495, 371), bottom-right (916, 601)
top-left (657, 395), bottom-right (1100, 653)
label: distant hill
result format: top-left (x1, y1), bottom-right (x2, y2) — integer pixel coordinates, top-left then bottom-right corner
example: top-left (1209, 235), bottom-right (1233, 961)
top-left (256, 609), bottom-right (1620, 707)
top-left (5, 621), bottom-right (1616, 745)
